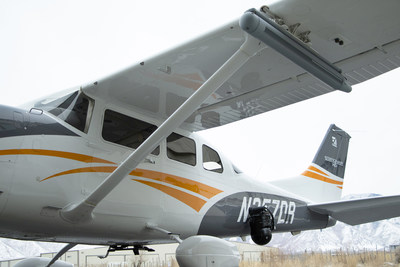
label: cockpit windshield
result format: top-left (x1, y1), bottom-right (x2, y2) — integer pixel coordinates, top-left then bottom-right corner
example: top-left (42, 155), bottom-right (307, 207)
top-left (34, 90), bottom-right (93, 133)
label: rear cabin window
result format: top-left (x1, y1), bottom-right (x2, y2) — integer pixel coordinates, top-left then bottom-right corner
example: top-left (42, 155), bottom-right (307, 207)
top-left (202, 145), bottom-right (223, 173)
top-left (102, 109), bottom-right (159, 155)
top-left (35, 90), bottom-right (93, 133)
top-left (167, 133), bottom-right (196, 166)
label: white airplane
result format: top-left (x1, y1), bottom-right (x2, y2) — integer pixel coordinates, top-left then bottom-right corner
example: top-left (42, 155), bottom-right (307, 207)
top-left (2, 0), bottom-right (400, 266)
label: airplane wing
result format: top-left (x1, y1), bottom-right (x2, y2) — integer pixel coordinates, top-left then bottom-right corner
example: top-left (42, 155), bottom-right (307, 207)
top-left (308, 195), bottom-right (400, 226)
top-left (82, 0), bottom-right (400, 132)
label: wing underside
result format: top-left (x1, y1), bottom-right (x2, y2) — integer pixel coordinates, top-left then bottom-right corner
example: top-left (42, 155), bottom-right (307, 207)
top-left (308, 195), bottom-right (400, 226)
top-left (83, 0), bottom-right (400, 132)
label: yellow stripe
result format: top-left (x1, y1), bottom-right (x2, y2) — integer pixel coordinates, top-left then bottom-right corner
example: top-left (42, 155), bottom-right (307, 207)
top-left (130, 168), bottom-right (222, 199)
top-left (40, 166), bottom-right (117, 181)
top-left (302, 170), bottom-right (343, 185)
top-left (0, 149), bottom-right (115, 164)
top-left (134, 179), bottom-right (207, 212)
top-left (308, 165), bottom-right (328, 176)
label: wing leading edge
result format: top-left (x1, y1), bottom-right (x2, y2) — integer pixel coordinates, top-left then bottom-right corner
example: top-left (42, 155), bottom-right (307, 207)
top-left (308, 195), bottom-right (400, 226)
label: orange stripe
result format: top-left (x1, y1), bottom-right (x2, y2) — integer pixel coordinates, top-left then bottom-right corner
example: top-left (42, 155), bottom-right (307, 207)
top-left (130, 168), bottom-right (222, 199)
top-left (41, 166), bottom-right (117, 181)
top-left (40, 166), bottom-right (222, 200)
top-left (134, 179), bottom-right (206, 212)
top-left (308, 165), bottom-right (328, 176)
top-left (302, 170), bottom-right (343, 185)
top-left (0, 149), bottom-right (114, 164)
top-left (40, 167), bottom-right (208, 211)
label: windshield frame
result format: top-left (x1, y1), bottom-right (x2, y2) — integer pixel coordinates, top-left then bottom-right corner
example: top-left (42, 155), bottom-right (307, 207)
top-left (34, 90), bottom-right (94, 133)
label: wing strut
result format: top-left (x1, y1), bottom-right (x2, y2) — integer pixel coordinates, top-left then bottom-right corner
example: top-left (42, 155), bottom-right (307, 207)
top-left (59, 35), bottom-right (265, 223)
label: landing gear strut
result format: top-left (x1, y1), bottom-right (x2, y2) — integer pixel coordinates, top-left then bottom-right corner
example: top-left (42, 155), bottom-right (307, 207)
top-left (248, 206), bottom-right (275, 245)
top-left (99, 244), bottom-right (155, 259)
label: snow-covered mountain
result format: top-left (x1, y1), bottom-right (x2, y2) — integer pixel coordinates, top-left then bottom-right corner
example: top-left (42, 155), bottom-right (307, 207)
top-left (2, 194), bottom-right (400, 260)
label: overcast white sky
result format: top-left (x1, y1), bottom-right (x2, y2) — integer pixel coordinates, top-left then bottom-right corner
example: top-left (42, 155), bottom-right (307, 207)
top-left (1, 0), bottom-right (399, 197)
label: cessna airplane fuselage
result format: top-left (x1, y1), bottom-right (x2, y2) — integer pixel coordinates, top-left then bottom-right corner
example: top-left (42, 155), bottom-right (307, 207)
top-left (0, 97), bottom-right (332, 245)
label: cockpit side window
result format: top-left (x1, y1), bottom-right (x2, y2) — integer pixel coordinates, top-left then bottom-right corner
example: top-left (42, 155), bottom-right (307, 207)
top-left (202, 145), bottom-right (223, 173)
top-left (102, 109), bottom-right (159, 155)
top-left (167, 133), bottom-right (196, 166)
top-left (35, 90), bottom-right (93, 133)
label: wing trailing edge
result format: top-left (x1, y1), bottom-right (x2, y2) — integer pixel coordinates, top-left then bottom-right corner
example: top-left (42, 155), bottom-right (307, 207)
top-left (308, 195), bottom-right (400, 226)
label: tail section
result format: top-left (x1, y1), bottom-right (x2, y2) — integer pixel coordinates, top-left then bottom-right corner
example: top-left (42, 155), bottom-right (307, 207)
top-left (309, 124), bottom-right (350, 180)
top-left (271, 124), bottom-right (351, 203)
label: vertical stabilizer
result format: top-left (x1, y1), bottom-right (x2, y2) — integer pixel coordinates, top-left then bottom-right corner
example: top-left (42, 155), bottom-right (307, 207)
top-left (271, 124), bottom-right (351, 203)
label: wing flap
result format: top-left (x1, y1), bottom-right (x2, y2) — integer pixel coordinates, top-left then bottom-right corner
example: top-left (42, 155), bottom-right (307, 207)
top-left (196, 39), bottom-right (400, 131)
top-left (308, 195), bottom-right (400, 226)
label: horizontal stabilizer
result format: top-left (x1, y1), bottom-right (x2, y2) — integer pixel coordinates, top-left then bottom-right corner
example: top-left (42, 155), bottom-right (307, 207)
top-left (308, 195), bottom-right (400, 225)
